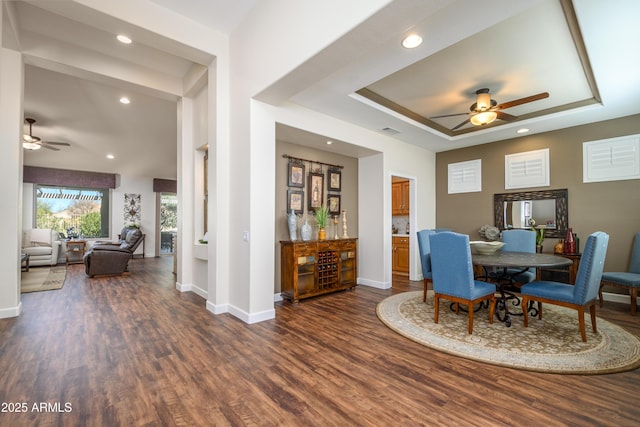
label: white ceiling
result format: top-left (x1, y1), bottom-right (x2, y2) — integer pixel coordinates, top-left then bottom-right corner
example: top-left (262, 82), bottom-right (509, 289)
top-left (6, 0), bottom-right (640, 178)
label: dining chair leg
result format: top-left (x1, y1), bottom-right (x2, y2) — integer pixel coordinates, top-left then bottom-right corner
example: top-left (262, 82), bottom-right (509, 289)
top-left (590, 304), bottom-right (597, 334)
top-left (467, 306), bottom-right (474, 334)
top-left (522, 296), bottom-right (529, 327)
top-left (630, 287), bottom-right (637, 316)
top-left (488, 297), bottom-right (495, 324)
top-left (434, 295), bottom-right (440, 324)
top-left (598, 281), bottom-right (605, 307)
top-left (578, 307), bottom-right (587, 342)
top-left (537, 302), bottom-right (542, 320)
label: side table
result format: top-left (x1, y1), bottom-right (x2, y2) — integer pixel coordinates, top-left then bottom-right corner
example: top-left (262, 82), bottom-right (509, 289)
top-left (66, 240), bottom-right (87, 265)
top-left (21, 253), bottom-right (30, 272)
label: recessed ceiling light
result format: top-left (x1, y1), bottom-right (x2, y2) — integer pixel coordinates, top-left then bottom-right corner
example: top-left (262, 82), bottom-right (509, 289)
top-left (326, 140), bottom-right (333, 145)
top-left (117, 34), bottom-right (132, 44)
top-left (402, 34), bottom-right (423, 49)
top-left (119, 97), bottom-right (130, 104)
top-left (107, 154), bottom-right (115, 159)
top-left (517, 128), bottom-right (530, 134)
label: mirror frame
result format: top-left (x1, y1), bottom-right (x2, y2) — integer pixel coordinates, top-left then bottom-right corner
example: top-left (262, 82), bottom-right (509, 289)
top-left (494, 189), bottom-right (568, 239)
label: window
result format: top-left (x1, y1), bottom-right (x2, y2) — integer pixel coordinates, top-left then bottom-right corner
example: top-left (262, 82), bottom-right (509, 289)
top-left (35, 185), bottom-right (110, 238)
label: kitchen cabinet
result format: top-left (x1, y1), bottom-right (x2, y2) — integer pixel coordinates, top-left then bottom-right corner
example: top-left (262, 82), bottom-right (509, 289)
top-left (392, 236), bottom-right (409, 275)
top-left (392, 181), bottom-right (410, 215)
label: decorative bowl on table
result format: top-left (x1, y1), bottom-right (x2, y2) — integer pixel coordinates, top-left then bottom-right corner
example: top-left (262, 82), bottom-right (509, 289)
top-left (469, 241), bottom-right (506, 255)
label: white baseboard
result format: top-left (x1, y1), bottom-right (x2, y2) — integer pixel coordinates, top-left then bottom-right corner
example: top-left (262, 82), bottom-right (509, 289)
top-left (274, 293), bottom-right (283, 302)
top-left (601, 291), bottom-right (639, 305)
top-left (206, 300), bottom-right (228, 315)
top-left (175, 282), bottom-right (208, 299)
top-left (0, 302), bottom-right (21, 319)
top-left (227, 304), bottom-right (275, 324)
top-left (358, 277), bottom-right (391, 289)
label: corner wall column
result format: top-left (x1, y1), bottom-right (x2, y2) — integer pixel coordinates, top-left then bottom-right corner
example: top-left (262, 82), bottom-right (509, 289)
top-left (0, 48), bottom-right (24, 318)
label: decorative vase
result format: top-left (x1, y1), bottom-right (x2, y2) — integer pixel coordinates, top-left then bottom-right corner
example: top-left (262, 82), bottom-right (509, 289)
top-left (564, 228), bottom-right (576, 254)
top-left (301, 217), bottom-right (312, 241)
top-left (287, 209), bottom-right (297, 241)
top-left (318, 227), bottom-right (326, 241)
top-left (554, 240), bottom-right (564, 254)
top-left (341, 209), bottom-right (349, 238)
top-left (536, 245), bottom-right (543, 254)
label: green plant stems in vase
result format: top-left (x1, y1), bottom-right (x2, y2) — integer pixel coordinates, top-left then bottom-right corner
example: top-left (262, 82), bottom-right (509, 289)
top-left (314, 205), bottom-right (329, 240)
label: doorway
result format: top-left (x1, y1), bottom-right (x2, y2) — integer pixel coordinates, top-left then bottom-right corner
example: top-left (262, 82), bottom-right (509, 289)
top-left (391, 175), bottom-right (415, 280)
top-left (158, 192), bottom-right (177, 255)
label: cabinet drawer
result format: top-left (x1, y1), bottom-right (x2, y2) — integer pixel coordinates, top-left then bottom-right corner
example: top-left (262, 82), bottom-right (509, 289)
top-left (317, 241), bottom-right (332, 252)
top-left (293, 242), bottom-right (316, 255)
top-left (341, 240), bottom-right (356, 251)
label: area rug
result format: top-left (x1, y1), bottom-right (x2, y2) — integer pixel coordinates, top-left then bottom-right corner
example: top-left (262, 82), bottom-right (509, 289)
top-left (21, 266), bottom-right (67, 293)
top-left (377, 291), bottom-right (640, 374)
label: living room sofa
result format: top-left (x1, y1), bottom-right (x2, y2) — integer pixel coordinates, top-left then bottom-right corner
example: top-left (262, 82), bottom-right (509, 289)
top-left (83, 226), bottom-right (145, 277)
top-left (22, 228), bottom-right (61, 267)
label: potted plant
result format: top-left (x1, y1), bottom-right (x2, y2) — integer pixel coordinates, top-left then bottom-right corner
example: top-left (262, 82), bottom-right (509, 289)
top-left (529, 219), bottom-right (545, 252)
top-left (313, 205), bottom-right (330, 240)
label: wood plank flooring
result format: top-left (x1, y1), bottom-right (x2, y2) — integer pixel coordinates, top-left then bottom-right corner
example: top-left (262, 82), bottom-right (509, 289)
top-left (1, 257), bottom-right (639, 426)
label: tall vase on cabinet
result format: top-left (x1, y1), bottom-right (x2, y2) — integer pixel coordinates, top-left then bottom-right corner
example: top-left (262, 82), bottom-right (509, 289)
top-left (301, 216), bottom-right (312, 241)
top-left (287, 209), bottom-right (297, 241)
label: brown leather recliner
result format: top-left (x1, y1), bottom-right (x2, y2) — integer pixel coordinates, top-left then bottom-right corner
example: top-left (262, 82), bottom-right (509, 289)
top-left (83, 227), bottom-right (145, 277)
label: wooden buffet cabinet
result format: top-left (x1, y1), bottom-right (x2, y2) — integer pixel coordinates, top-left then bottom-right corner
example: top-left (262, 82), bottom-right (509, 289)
top-left (280, 238), bottom-right (357, 303)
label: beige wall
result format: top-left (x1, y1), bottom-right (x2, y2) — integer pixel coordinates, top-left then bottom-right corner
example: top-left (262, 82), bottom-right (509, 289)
top-left (274, 140), bottom-right (359, 293)
top-left (436, 114), bottom-right (640, 272)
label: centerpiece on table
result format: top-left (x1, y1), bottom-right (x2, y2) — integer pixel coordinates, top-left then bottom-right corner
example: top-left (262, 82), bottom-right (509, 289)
top-left (471, 225), bottom-right (505, 255)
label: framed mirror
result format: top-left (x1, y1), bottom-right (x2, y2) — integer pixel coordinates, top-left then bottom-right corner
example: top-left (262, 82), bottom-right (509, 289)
top-left (494, 189), bottom-right (568, 239)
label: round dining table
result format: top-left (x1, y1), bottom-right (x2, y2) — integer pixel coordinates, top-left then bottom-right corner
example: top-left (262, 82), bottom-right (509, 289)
top-left (472, 251), bottom-right (573, 326)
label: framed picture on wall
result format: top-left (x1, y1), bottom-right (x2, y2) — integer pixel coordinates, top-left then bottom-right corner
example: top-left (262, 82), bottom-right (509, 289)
top-left (288, 161), bottom-right (305, 188)
top-left (308, 172), bottom-right (324, 209)
top-left (328, 168), bottom-right (342, 192)
top-left (287, 189), bottom-right (304, 214)
top-left (328, 194), bottom-right (341, 215)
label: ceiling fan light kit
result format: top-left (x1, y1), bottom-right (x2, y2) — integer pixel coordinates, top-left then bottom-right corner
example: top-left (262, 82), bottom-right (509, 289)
top-left (23, 141), bottom-right (42, 150)
top-left (470, 111), bottom-right (497, 126)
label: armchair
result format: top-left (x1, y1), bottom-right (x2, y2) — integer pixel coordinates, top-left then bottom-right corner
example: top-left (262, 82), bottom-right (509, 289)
top-left (522, 231), bottom-right (609, 342)
top-left (430, 231), bottom-right (496, 334)
top-left (599, 232), bottom-right (640, 315)
top-left (22, 228), bottom-right (61, 266)
top-left (83, 227), bottom-right (145, 277)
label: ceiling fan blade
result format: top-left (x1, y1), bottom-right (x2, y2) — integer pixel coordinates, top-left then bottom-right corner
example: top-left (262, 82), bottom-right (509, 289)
top-left (40, 144), bottom-right (60, 151)
top-left (496, 111), bottom-right (518, 121)
top-left (430, 112), bottom-right (470, 119)
top-left (451, 118), bottom-right (470, 131)
top-left (496, 92), bottom-right (549, 110)
top-left (43, 141), bottom-right (71, 146)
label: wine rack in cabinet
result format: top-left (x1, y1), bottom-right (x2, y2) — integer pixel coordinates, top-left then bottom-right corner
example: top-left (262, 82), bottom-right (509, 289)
top-left (280, 238), bottom-right (358, 303)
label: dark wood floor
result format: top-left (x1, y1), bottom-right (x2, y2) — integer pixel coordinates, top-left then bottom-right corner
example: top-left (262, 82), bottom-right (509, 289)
top-left (1, 257), bottom-right (640, 426)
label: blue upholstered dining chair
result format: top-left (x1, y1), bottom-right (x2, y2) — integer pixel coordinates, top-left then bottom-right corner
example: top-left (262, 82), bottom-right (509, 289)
top-left (429, 231), bottom-right (496, 334)
top-left (499, 229), bottom-right (537, 285)
top-left (417, 229), bottom-right (436, 303)
top-left (521, 231), bottom-right (609, 342)
top-left (599, 232), bottom-right (640, 315)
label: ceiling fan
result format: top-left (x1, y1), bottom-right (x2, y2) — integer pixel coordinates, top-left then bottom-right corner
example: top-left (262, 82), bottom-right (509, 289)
top-left (431, 88), bottom-right (549, 131)
top-left (23, 118), bottom-right (71, 151)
